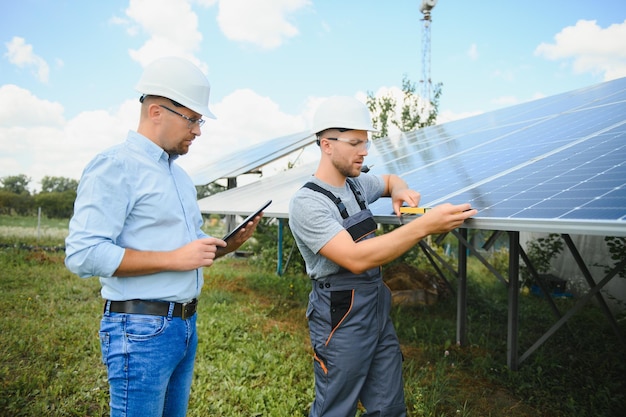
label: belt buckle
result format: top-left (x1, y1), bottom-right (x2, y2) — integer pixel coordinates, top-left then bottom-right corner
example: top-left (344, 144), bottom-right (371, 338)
top-left (180, 299), bottom-right (196, 320)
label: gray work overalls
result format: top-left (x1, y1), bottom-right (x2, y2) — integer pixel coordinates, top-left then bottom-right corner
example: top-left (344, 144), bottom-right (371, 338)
top-left (303, 180), bottom-right (406, 417)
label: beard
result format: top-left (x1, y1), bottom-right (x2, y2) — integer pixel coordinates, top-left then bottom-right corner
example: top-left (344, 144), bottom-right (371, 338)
top-left (334, 158), bottom-right (362, 178)
top-left (166, 140), bottom-right (192, 156)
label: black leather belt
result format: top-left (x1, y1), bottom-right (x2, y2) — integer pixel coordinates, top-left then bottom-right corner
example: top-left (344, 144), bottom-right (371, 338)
top-left (106, 298), bottom-right (198, 319)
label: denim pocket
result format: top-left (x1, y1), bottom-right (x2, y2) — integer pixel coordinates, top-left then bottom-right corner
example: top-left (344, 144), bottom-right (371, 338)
top-left (124, 315), bottom-right (168, 341)
top-left (99, 331), bottom-right (110, 366)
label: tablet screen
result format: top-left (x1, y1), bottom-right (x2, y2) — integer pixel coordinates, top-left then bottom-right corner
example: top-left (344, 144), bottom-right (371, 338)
top-left (222, 200), bottom-right (272, 241)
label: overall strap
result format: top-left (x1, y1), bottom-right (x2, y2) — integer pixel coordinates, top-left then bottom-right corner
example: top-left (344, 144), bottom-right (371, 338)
top-left (302, 180), bottom-right (367, 219)
top-left (346, 179), bottom-right (367, 211)
top-left (302, 182), bottom-right (349, 218)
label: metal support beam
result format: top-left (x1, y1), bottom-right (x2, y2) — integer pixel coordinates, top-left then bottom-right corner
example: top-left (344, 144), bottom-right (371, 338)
top-left (276, 219), bottom-right (284, 275)
top-left (518, 255), bottom-right (626, 364)
top-left (452, 229), bottom-right (508, 285)
top-left (225, 177), bottom-right (237, 233)
top-left (561, 234), bottom-right (626, 347)
top-left (456, 228), bottom-right (468, 347)
top-left (411, 227), bottom-right (624, 369)
top-left (507, 231), bottom-right (520, 370)
top-left (482, 230), bottom-right (504, 251)
top-left (419, 240), bottom-right (455, 295)
top-left (519, 247), bottom-right (564, 320)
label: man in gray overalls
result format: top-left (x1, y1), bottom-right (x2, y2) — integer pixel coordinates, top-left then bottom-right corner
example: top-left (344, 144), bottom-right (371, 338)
top-left (289, 96), bottom-right (476, 417)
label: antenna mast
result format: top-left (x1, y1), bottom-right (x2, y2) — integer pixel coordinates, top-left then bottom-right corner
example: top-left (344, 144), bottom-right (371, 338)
top-left (420, 0), bottom-right (437, 104)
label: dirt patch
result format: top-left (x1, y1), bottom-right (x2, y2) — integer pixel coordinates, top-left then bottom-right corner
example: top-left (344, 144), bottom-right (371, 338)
top-left (384, 263), bottom-right (441, 306)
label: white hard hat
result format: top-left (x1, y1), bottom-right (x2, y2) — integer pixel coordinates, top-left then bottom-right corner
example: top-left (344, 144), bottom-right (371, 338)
top-left (311, 96), bottom-right (377, 136)
top-left (135, 56), bottom-right (216, 119)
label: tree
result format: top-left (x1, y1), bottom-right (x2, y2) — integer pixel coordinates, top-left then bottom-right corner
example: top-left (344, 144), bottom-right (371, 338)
top-left (0, 191), bottom-right (33, 215)
top-left (0, 175), bottom-right (34, 214)
top-left (0, 174), bottom-right (32, 195)
top-left (368, 95), bottom-right (396, 139)
top-left (196, 182), bottom-right (226, 199)
top-left (34, 190), bottom-right (76, 219)
top-left (40, 176), bottom-right (78, 193)
top-left (366, 74), bottom-right (442, 139)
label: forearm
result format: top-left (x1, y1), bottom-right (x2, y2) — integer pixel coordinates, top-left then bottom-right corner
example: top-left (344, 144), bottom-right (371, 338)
top-left (114, 237), bottom-right (225, 276)
top-left (114, 248), bottom-right (176, 277)
top-left (382, 174), bottom-right (421, 215)
top-left (382, 174), bottom-right (408, 197)
top-left (320, 219), bottom-right (428, 274)
top-left (321, 203), bottom-right (475, 274)
top-left (353, 225), bottom-right (428, 272)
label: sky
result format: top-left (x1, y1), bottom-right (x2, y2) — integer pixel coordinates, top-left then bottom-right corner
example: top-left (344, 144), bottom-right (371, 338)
top-left (1, 0), bottom-right (626, 192)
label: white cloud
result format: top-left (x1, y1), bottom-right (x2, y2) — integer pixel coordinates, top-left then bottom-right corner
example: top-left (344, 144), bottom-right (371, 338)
top-left (437, 109), bottom-right (482, 125)
top-left (0, 85), bottom-right (138, 191)
top-left (124, 0), bottom-right (205, 69)
top-left (0, 84), bottom-right (64, 128)
top-left (180, 88), bottom-right (308, 174)
top-left (467, 43), bottom-right (478, 61)
top-left (0, 79), bottom-right (310, 192)
top-left (0, 0), bottom-right (313, 192)
top-left (215, 0), bottom-right (311, 49)
top-left (4, 37), bottom-right (50, 83)
top-left (491, 95), bottom-right (519, 107)
top-left (535, 19), bottom-right (626, 80)
top-left (492, 68), bottom-right (515, 82)
top-left (193, 0), bottom-right (218, 6)
top-left (530, 92), bottom-right (546, 101)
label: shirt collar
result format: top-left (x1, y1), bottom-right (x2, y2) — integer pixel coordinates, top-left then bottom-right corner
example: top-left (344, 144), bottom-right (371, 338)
top-left (127, 130), bottom-right (177, 163)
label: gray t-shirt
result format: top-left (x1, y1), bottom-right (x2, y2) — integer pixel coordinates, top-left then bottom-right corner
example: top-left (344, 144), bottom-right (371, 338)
top-left (288, 175), bottom-right (385, 280)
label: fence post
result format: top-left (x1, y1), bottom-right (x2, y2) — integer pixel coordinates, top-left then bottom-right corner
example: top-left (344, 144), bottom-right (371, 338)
top-left (37, 207), bottom-right (42, 240)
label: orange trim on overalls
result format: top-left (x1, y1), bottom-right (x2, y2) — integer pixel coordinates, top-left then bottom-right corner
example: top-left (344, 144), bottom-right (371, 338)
top-left (325, 289), bottom-right (355, 347)
top-left (313, 352), bottom-right (328, 375)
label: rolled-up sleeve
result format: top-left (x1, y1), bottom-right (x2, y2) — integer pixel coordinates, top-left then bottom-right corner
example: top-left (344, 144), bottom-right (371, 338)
top-left (65, 154), bottom-right (128, 278)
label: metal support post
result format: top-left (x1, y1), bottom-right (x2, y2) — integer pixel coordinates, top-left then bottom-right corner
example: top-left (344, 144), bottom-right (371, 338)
top-left (456, 228), bottom-right (468, 347)
top-left (507, 231), bottom-right (520, 370)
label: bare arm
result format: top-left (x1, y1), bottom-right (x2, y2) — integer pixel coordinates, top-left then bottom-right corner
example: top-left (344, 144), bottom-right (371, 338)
top-left (114, 237), bottom-right (228, 277)
top-left (319, 203), bottom-right (477, 274)
top-left (381, 174), bottom-right (421, 215)
top-left (114, 214), bottom-right (263, 277)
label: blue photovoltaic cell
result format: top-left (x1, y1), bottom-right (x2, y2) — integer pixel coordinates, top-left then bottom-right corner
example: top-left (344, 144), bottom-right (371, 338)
top-left (196, 77), bottom-right (626, 236)
top-left (367, 77), bottom-right (626, 225)
top-left (188, 130), bottom-right (313, 185)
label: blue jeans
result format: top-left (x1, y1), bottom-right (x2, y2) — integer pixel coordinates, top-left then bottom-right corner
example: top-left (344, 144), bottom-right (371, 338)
top-left (99, 304), bottom-right (198, 417)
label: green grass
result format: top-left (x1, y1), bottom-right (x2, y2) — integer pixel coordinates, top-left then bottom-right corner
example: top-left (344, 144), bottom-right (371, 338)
top-left (1, 218), bottom-right (625, 416)
top-left (0, 214), bottom-right (69, 242)
top-left (0, 246), bottom-right (108, 416)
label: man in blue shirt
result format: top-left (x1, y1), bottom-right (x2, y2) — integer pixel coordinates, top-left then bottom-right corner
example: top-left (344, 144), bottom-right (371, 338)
top-left (65, 56), bottom-right (260, 417)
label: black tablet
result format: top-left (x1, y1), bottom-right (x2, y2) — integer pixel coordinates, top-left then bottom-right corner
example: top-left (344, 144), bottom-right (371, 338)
top-left (222, 200), bottom-right (272, 241)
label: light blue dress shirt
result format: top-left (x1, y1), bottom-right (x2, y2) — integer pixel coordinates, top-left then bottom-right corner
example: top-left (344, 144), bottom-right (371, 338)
top-left (65, 131), bottom-right (209, 302)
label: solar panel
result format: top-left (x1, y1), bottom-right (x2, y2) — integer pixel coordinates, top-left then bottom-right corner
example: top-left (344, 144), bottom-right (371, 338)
top-left (198, 77), bottom-right (626, 237)
top-left (188, 130), bottom-right (314, 185)
top-left (366, 77), bottom-right (626, 231)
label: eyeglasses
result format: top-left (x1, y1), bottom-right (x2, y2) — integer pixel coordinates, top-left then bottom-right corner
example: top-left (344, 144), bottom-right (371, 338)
top-left (159, 105), bottom-right (205, 128)
top-left (326, 137), bottom-right (371, 150)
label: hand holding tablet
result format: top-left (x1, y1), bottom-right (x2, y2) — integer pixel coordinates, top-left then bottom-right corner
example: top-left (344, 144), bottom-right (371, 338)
top-left (222, 200), bottom-right (272, 241)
